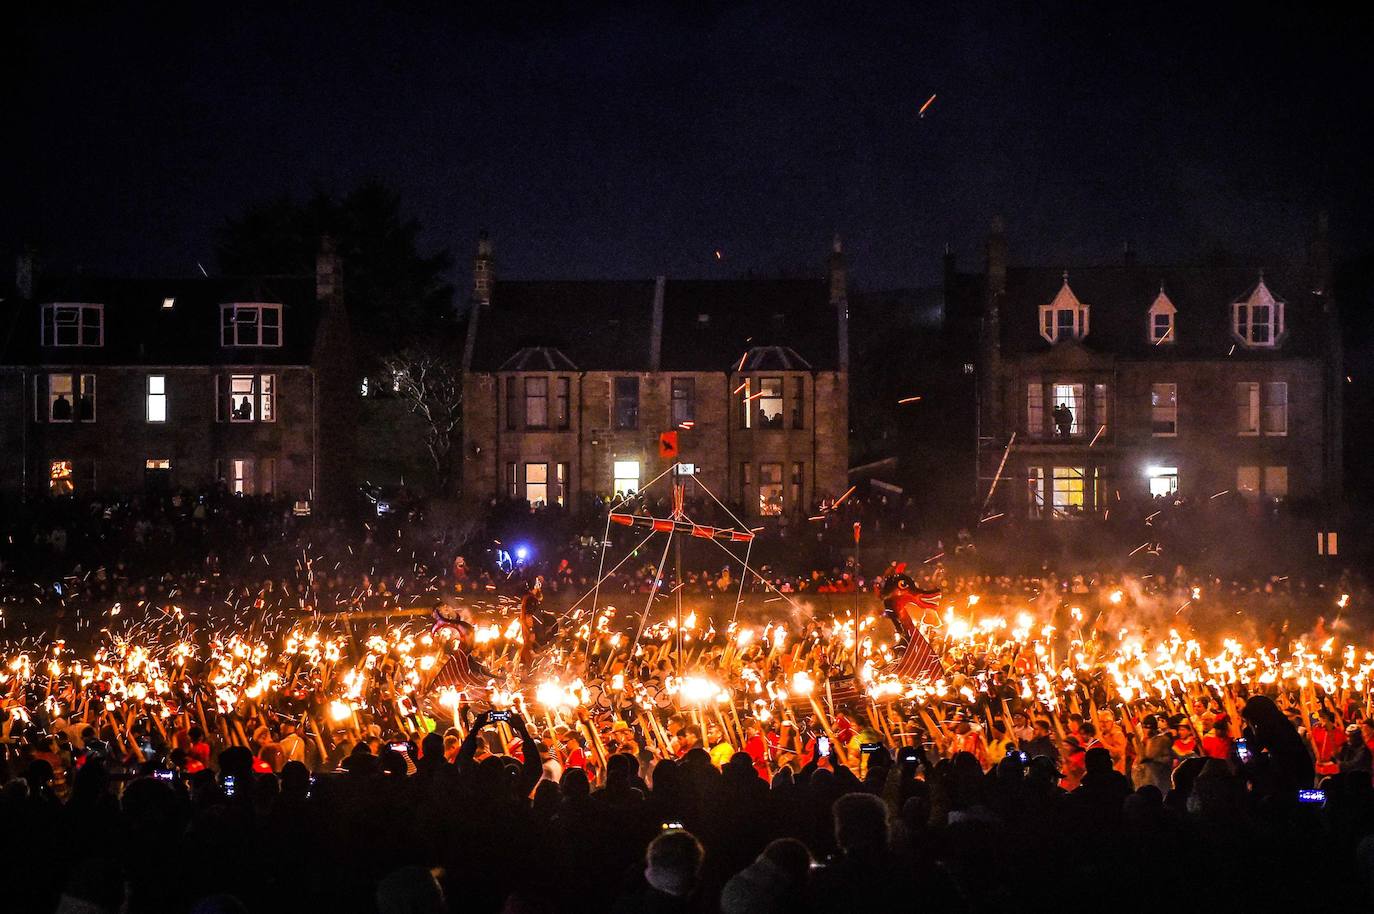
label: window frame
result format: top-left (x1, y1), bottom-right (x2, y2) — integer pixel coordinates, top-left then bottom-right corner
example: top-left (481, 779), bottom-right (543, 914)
top-left (791, 376), bottom-right (805, 430)
top-left (612, 459), bottom-right (640, 496)
top-left (524, 376), bottom-right (549, 430)
top-left (1050, 466), bottom-right (1086, 518)
top-left (1232, 299), bottom-right (1285, 349)
top-left (613, 377), bottom-right (639, 431)
top-left (756, 377), bottom-right (784, 429)
top-left (1150, 382), bottom-right (1178, 437)
top-left (1236, 382), bottom-right (1260, 436)
top-left (758, 461), bottom-right (784, 516)
top-left (146, 375), bottom-right (168, 424)
top-left (219, 303), bottom-right (283, 348)
top-left (1262, 381), bottom-right (1287, 436)
top-left (555, 377), bottom-right (571, 430)
top-left (524, 461), bottom-right (549, 506)
top-left (671, 377), bottom-right (696, 427)
top-left (1050, 382), bottom-right (1085, 437)
top-left (1027, 381), bottom-right (1045, 437)
top-left (41, 303), bottom-right (105, 348)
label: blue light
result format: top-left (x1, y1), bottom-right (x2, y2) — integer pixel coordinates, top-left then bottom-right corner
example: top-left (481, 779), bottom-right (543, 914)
top-left (514, 545), bottom-right (530, 561)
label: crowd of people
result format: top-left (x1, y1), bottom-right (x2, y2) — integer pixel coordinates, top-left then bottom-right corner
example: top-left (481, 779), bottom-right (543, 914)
top-left (3, 487), bottom-right (1374, 912)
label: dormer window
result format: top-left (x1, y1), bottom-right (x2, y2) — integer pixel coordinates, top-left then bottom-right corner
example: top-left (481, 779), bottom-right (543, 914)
top-left (41, 303), bottom-right (103, 347)
top-left (1038, 273), bottom-right (1089, 343)
top-left (1148, 288), bottom-right (1176, 344)
top-left (220, 303), bottom-right (282, 347)
top-left (1232, 278), bottom-right (1284, 348)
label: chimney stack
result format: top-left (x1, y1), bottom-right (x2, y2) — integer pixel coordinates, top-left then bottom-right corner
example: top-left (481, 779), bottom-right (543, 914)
top-left (829, 234), bottom-right (849, 372)
top-left (1308, 210), bottom-right (1331, 296)
top-left (15, 245), bottom-right (35, 299)
top-left (473, 231), bottom-right (494, 308)
top-left (316, 236), bottom-right (341, 305)
top-left (985, 216), bottom-right (1007, 297)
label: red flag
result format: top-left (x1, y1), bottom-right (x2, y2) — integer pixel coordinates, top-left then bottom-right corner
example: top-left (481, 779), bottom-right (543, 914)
top-left (658, 431), bottom-right (679, 460)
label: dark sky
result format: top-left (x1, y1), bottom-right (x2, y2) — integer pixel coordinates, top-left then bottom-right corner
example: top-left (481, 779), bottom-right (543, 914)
top-left (6, 2), bottom-right (1371, 291)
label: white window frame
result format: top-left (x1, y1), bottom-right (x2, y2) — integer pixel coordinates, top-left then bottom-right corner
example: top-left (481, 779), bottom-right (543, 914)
top-left (1151, 383), bottom-right (1177, 437)
top-left (1027, 381), bottom-right (1045, 437)
top-left (1232, 280), bottom-right (1284, 348)
top-left (41, 303), bottom-right (104, 347)
top-left (1148, 290), bottom-right (1176, 344)
top-left (220, 303), bottom-right (283, 347)
top-left (1051, 382), bottom-right (1084, 437)
top-left (226, 374), bottom-right (277, 423)
top-left (1146, 465), bottom-right (1179, 498)
top-left (146, 375), bottom-right (168, 423)
top-left (1038, 276), bottom-right (1089, 343)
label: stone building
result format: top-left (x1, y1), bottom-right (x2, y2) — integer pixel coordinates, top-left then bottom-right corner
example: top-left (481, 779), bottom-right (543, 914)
top-left (459, 236), bottom-right (850, 518)
top-left (950, 219), bottom-right (1341, 522)
top-left (0, 245), bottom-right (355, 509)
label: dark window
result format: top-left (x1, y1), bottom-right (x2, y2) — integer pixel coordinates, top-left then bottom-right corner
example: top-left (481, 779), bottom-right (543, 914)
top-left (791, 377), bottom-right (805, 429)
top-left (671, 378), bottom-right (695, 426)
top-left (614, 377), bottom-right (639, 430)
top-left (525, 377), bottom-right (549, 429)
top-left (555, 378), bottom-right (571, 429)
top-left (505, 377), bottom-right (519, 431)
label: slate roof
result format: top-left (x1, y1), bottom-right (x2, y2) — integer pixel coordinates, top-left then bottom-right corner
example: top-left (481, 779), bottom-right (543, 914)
top-left (0, 274), bottom-right (321, 367)
top-left (467, 277), bottom-right (839, 372)
top-left (954, 264), bottom-right (1326, 360)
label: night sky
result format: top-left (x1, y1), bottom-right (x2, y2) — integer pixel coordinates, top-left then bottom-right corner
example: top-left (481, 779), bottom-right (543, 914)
top-left (6, 2), bottom-right (1371, 291)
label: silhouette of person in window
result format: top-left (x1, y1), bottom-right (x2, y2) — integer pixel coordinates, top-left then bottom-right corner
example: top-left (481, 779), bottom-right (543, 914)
top-left (51, 393), bottom-right (72, 421)
top-left (1053, 403), bottom-right (1074, 438)
top-left (234, 396), bottom-right (254, 420)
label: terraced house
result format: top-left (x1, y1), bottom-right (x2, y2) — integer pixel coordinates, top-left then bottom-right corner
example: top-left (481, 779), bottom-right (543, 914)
top-left (0, 245), bottom-right (354, 510)
top-left (459, 235), bottom-right (850, 519)
top-left (951, 218), bottom-right (1342, 524)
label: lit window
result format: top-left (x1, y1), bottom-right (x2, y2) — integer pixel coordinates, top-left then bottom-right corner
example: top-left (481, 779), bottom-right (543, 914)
top-left (790, 461), bottom-right (803, 506)
top-left (525, 462), bottom-right (548, 506)
top-left (1236, 382), bottom-right (1260, 435)
top-left (227, 375), bottom-right (276, 422)
top-left (41, 303), bottom-right (103, 347)
top-left (613, 378), bottom-right (639, 430)
top-left (1262, 382), bottom-right (1287, 435)
top-left (739, 378), bottom-right (752, 429)
top-left (50, 460), bottom-right (75, 495)
top-left (162, 297), bottom-right (175, 310)
top-left (1232, 279), bottom-right (1284, 347)
top-left (524, 378), bottom-right (548, 429)
top-left (507, 462), bottom-right (518, 498)
top-left (1151, 383), bottom-right (1177, 436)
top-left (755, 378), bottom-right (784, 429)
top-left (1038, 275), bottom-right (1089, 343)
top-left (47, 375), bottom-right (74, 422)
top-left (1050, 466), bottom-right (1085, 517)
top-left (1263, 466), bottom-right (1288, 498)
top-left (1146, 465), bottom-right (1178, 498)
top-left (145, 459), bottom-right (172, 470)
top-left (1148, 288), bottom-right (1176, 344)
top-left (220, 303), bottom-right (283, 347)
top-left (1237, 466), bottom-right (1260, 495)
top-left (146, 375), bottom-right (167, 423)
top-left (759, 462), bottom-right (783, 515)
top-left (1051, 383), bottom-right (1084, 437)
top-left (613, 460), bottom-right (640, 496)
top-left (671, 378), bottom-right (695, 426)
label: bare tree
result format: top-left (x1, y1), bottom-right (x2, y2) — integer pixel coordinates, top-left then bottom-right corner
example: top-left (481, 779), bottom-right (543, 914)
top-left (382, 346), bottom-right (463, 492)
